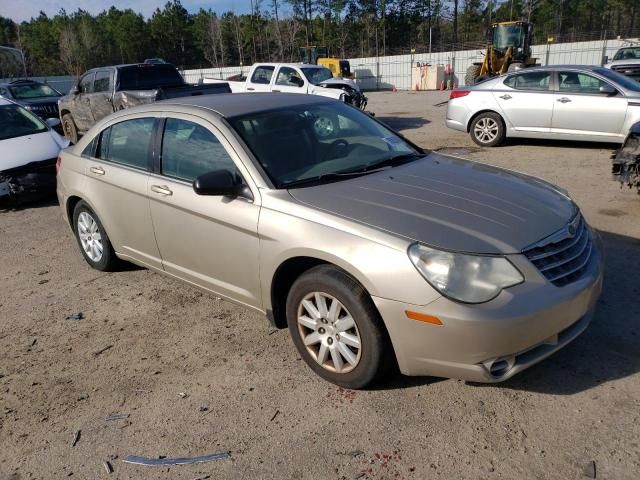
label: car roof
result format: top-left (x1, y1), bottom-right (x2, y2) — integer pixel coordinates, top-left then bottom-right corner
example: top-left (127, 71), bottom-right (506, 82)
top-left (252, 63), bottom-right (324, 69)
top-left (509, 65), bottom-right (606, 72)
top-left (0, 78), bottom-right (44, 88)
top-left (156, 92), bottom-right (334, 118)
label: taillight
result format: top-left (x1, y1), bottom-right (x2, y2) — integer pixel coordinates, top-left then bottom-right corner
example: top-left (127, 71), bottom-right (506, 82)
top-left (449, 90), bottom-right (471, 100)
top-left (55, 155), bottom-right (62, 174)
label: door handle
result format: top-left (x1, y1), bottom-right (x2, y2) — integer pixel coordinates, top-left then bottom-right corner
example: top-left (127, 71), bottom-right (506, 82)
top-left (246, 87), bottom-right (255, 91)
top-left (89, 166), bottom-right (105, 176)
top-left (272, 89), bottom-right (281, 92)
top-left (557, 97), bottom-right (572, 103)
top-left (151, 185), bottom-right (173, 196)
top-left (499, 94), bottom-right (512, 100)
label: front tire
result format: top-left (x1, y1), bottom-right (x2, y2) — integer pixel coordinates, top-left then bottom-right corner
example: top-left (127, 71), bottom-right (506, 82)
top-left (465, 64), bottom-right (482, 85)
top-left (72, 201), bottom-right (118, 271)
top-left (61, 113), bottom-right (79, 144)
top-left (469, 112), bottom-right (505, 147)
top-left (286, 265), bottom-right (389, 389)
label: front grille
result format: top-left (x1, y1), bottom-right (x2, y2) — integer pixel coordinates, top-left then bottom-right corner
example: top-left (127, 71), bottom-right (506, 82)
top-left (612, 65), bottom-right (640, 78)
top-left (523, 214), bottom-right (594, 287)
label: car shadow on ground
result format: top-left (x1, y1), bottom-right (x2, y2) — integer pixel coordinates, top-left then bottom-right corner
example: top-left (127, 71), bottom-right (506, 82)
top-left (374, 230), bottom-right (640, 394)
top-left (0, 193), bottom-right (58, 212)
top-left (377, 116), bottom-right (431, 131)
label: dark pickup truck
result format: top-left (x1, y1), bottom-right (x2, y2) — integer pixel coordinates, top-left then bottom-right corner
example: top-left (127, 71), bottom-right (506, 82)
top-left (58, 63), bottom-right (230, 143)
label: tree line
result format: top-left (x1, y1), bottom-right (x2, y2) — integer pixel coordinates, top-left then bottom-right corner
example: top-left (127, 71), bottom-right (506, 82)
top-left (0, 0), bottom-right (638, 77)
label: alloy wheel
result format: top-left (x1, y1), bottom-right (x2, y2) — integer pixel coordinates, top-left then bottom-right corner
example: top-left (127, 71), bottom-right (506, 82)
top-left (77, 211), bottom-right (103, 262)
top-left (474, 117), bottom-right (499, 144)
top-left (297, 292), bottom-right (362, 373)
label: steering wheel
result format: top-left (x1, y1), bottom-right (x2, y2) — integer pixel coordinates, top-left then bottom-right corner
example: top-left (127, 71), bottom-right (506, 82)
top-left (328, 139), bottom-right (350, 158)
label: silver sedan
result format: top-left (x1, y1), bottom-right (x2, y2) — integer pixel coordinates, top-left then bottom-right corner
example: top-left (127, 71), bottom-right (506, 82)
top-left (446, 65), bottom-right (640, 147)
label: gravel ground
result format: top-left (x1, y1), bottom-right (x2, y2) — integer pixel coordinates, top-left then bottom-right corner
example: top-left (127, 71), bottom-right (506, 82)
top-left (1, 91), bottom-right (639, 480)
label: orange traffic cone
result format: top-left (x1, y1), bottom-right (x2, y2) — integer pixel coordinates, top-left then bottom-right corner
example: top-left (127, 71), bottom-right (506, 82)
top-left (392, 85), bottom-right (397, 92)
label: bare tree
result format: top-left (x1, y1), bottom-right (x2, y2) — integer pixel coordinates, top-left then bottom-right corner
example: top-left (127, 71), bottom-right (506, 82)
top-left (59, 25), bottom-right (84, 76)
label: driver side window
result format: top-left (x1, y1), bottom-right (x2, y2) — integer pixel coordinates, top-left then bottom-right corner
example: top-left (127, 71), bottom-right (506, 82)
top-left (161, 118), bottom-right (238, 182)
top-left (79, 73), bottom-right (95, 94)
top-left (276, 67), bottom-right (303, 87)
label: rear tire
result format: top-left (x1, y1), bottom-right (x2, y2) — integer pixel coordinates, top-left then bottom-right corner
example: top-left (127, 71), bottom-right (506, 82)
top-left (469, 112), bottom-right (505, 147)
top-left (286, 265), bottom-right (390, 389)
top-left (72, 201), bottom-right (118, 271)
top-left (465, 65), bottom-right (482, 85)
top-left (61, 113), bottom-right (79, 144)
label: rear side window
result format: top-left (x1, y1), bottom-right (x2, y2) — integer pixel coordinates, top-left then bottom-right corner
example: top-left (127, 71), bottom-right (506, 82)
top-left (504, 72), bottom-right (550, 91)
top-left (250, 66), bottom-right (275, 85)
top-left (161, 118), bottom-right (237, 182)
top-left (97, 118), bottom-right (155, 170)
top-left (94, 70), bottom-right (112, 93)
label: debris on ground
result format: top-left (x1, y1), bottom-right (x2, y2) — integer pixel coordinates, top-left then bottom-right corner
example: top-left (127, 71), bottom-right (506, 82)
top-left (71, 430), bottom-right (81, 447)
top-left (122, 452), bottom-right (230, 466)
top-left (92, 345), bottom-right (113, 357)
top-left (103, 461), bottom-right (113, 474)
top-left (583, 460), bottom-right (597, 478)
top-left (65, 313), bottom-right (84, 321)
top-left (105, 413), bottom-right (130, 421)
top-left (177, 392), bottom-right (188, 398)
top-left (192, 476), bottom-right (211, 480)
top-left (270, 409), bottom-right (280, 421)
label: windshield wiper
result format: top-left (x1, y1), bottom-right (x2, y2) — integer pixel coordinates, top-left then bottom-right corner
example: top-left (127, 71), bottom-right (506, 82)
top-left (282, 153), bottom-right (424, 189)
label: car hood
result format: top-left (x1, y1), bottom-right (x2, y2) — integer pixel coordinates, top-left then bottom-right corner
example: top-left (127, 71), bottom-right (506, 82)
top-left (0, 130), bottom-right (68, 171)
top-left (288, 153), bottom-right (576, 254)
top-left (18, 96), bottom-right (62, 106)
top-left (319, 77), bottom-right (361, 91)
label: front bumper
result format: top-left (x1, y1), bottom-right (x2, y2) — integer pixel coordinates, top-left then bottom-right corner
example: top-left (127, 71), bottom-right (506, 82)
top-left (374, 246), bottom-right (603, 383)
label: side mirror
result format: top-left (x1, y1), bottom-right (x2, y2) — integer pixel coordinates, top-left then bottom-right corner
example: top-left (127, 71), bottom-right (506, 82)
top-left (45, 117), bottom-right (61, 128)
top-left (603, 55), bottom-right (609, 65)
top-left (599, 84), bottom-right (616, 95)
top-left (70, 85), bottom-right (79, 95)
top-left (193, 169), bottom-right (253, 200)
top-left (290, 76), bottom-right (304, 87)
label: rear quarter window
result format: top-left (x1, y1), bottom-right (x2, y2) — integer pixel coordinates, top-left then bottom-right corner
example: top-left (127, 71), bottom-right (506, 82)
top-left (96, 118), bottom-right (156, 170)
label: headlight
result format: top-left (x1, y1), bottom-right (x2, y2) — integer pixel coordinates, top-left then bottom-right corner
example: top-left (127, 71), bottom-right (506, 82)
top-left (408, 244), bottom-right (523, 303)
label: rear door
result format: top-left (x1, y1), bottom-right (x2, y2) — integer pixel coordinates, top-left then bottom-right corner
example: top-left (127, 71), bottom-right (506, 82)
top-left (493, 71), bottom-right (553, 132)
top-left (148, 115), bottom-right (261, 306)
top-left (551, 70), bottom-right (627, 140)
top-left (89, 69), bottom-right (114, 122)
top-left (72, 72), bottom-right (96, 131)
top-left (272, 66), bottom-right (307, 94)
top-left (246, 65), bottom-right (275, 92)
top-left (84, 116), bottom-right (162, 269)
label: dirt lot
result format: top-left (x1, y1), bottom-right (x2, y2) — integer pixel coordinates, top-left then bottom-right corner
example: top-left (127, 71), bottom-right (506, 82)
top-left (1, 91), bottom-right (639, 480)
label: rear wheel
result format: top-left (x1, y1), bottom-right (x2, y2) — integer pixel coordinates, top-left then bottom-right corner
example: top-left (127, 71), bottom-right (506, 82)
top-left (286, 265), bottom-right (389, 389)
top-left (61, 113), bottom-right (79, 144)
top-left (73, 201), bottom-right (118, 271)
top-left (469, 112), bottom-right (505, 147)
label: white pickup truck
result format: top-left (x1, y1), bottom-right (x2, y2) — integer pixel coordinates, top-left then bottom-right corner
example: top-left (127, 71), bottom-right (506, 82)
top-left (205, 63), bottom-right (367, 110)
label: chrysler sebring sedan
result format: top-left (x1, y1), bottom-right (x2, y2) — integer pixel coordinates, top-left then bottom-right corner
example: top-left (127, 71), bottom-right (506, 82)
top-left (447, 65), bottom-right (640, 147)
top-left (57, 94), bottom-right (603, 388)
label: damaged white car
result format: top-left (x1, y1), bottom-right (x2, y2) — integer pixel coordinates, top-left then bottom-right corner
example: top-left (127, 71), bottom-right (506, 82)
top-left (0, 98), bottom-right (69, 203)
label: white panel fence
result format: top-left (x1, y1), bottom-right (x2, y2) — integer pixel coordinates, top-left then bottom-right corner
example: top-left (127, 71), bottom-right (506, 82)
top-left (1, 38), bottom-right (628, 94)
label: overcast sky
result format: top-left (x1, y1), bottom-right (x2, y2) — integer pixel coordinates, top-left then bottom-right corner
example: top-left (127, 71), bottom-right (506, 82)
top-left (0, 0), bottom-right (253, 22)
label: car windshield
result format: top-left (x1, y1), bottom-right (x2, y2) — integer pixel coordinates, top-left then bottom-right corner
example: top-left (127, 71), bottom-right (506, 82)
top-left (613, 47), bottom-right (640, 61)
top-left (0, 104), bottom-right (48, 140)
top-left (301, 67), bottom-right (334, 85)
top-left (9, 83), bottom-right (61, 99)
top-left (595, 67), bottom-right (640, 92)
top-left (228, 102), bottom-right (421, 188)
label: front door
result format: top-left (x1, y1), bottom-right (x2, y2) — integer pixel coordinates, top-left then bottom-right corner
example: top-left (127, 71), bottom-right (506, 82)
top-left (551, 70), bottom-right (628, 141)
top-left (272, 66), bottom-right (307, 94)
top-left (72, 72), bottom-right (95, 131)
top-left (88, 69), bottom-right (114, 123)
top-left (84, 116), bottom-right (162, 269)
top-left (148, 115), bottom-right (261, 307)
top-left (493, 70), bottom-right (554, 132)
